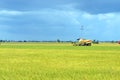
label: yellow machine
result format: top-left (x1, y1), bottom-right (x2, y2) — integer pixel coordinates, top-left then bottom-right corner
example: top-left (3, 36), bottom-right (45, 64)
top-left (73, 38), bottom-right (92, 46)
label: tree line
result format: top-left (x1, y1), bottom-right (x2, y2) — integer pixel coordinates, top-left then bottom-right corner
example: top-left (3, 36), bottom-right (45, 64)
top-left (0, 39), bottom-right (119, 43)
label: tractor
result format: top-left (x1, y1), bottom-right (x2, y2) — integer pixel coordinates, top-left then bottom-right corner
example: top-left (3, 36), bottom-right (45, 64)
top-left (73, 38), bottom-right (92, 46)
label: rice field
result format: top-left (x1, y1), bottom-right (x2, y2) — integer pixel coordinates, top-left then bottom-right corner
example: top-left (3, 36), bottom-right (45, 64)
top-left (0, 42), bottom-right (120, 80)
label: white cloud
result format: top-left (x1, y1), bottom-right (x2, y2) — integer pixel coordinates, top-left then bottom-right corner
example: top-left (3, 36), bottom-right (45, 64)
top-left (0, 10), bottom-right (24, 16)
top-left (98, 13), bottom-right (115, 20)
top-left (82, 13), bottom-right (95, 19)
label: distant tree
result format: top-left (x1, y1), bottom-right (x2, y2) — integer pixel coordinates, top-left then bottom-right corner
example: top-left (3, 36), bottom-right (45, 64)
top-left (92, 40), bottom-right (99, 44)
top-left (57, 39), bottom-right (60, 43)
top-left (111, 41), bottom-right (115, 43)
top-left (92, 40), bottom-right (96, 43)
top-left (24, 40), bottom-right (27, 42)
top-left (96, 40), bottom-right (99, 44)
top-left (0, 40), bottom-right (3, 42)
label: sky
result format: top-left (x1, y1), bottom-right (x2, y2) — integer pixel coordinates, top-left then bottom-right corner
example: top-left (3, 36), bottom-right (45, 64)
top-left (0, 0), bottom-right (120, 41)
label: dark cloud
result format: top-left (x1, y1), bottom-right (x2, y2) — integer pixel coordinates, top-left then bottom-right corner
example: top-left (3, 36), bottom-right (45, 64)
top-left (0, 0), bottom-right (120, 14)
top-left (0, 0), bottom-right (73, 11)
top-left (0, 10), bottom-right (79, 40)
top-left (75, 0), bottom-right (120, 14)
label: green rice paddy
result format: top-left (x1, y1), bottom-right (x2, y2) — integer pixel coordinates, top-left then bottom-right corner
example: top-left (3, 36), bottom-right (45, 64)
top-left (0, 42), bottom-right (120, 80)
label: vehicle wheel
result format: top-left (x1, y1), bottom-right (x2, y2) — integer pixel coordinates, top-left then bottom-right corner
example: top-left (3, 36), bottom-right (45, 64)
top-left (87, 43), bottom-right (91, 46)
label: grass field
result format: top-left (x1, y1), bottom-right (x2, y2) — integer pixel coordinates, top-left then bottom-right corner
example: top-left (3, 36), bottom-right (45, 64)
top-left (0, 42), bottom-right (120, 80)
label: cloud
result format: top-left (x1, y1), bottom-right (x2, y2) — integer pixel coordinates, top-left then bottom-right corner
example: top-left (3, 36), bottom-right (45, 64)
top-left (0, 9), bottom-right (82, 40)
top-left (0, 9), bottom-right (120, 40)
top-left (75, 0), bottom-right (120, 14)
top-left (1, 0), bottom-right (120, 14)
top-left (0, 10), bottom-right (24, 16)
top-left (81, 12), bottom-right (120, 40)
top-left (0, 0), bottom-right (73, 11)
top-left (0, 0), bottom-right (120, 40)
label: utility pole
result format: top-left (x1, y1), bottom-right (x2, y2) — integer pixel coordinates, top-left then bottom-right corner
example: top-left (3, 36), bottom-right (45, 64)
top-left (80, 25), bottom-right (84, 38)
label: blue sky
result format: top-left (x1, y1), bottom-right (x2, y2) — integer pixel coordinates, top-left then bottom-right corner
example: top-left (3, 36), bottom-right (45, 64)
top-left (0, 0), bottom-right (120, 41)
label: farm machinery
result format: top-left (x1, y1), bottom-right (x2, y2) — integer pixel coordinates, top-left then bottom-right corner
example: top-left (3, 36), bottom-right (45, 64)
top-left (72, 25), bottom-right (92, 46)
top-left (118, 41), bottom-right (120, 44)
top-left (73, 38), bottom-right (92, 46)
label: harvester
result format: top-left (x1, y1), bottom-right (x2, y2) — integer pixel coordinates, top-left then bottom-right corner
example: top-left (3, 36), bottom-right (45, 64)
top-left (73, 38), bottom-right (92, 46)
top-left (118, 41), bottom-right (120, 44)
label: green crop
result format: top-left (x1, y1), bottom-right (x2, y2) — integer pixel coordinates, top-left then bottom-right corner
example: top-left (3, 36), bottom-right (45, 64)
top-left (0, 42), bottom-right (120, 80)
